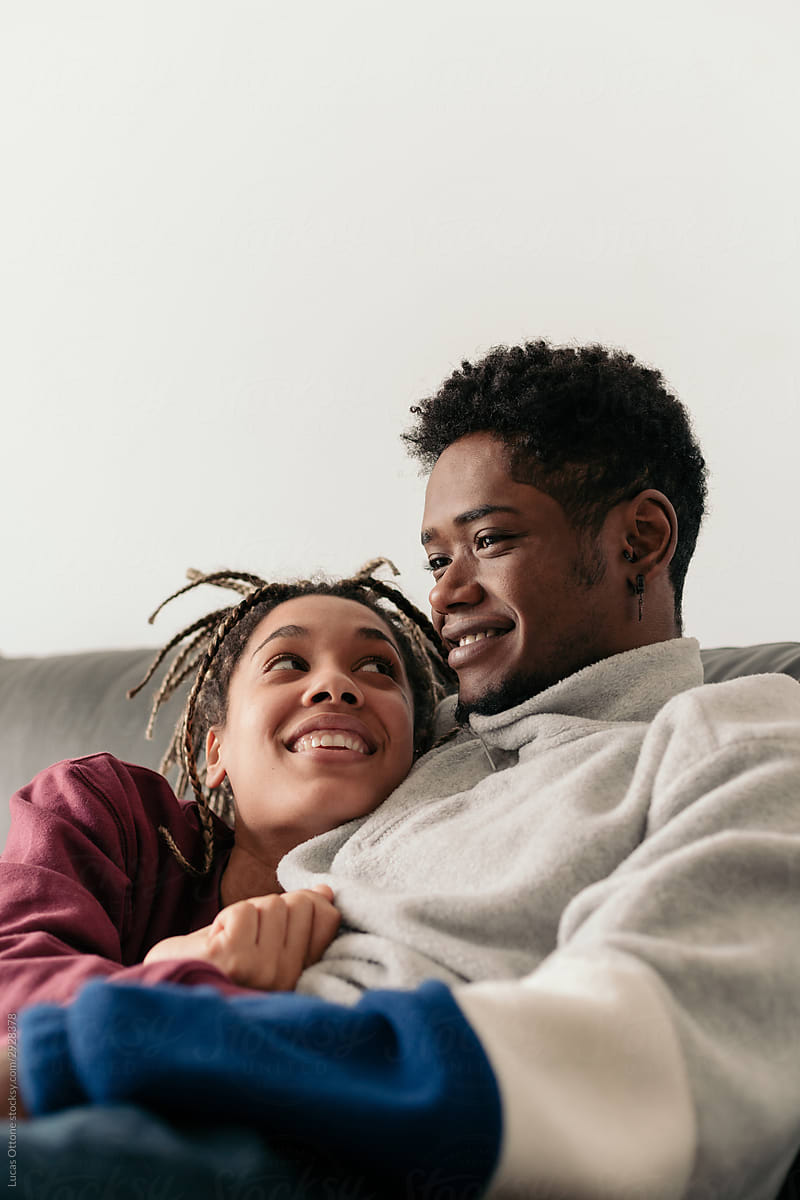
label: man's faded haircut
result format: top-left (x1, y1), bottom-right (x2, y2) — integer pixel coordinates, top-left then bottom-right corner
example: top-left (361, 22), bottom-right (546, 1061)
top-left (403, 340), bottom-right (708, 628)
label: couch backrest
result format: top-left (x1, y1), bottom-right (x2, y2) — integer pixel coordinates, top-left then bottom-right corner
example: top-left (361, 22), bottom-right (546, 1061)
top-left (699, 642), bottom-right (800, 684)
top-left (0, 649), bottom-right (185, 851)
top-left (2, 641), bottom-right (800, 851)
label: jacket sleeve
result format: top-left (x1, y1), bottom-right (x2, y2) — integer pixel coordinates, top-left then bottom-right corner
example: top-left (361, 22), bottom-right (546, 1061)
top-left (0, 757), bottom-right (240, 1015)
top-left (18, 977), bottom-right (501, 1197)
top-left (454, 677), bottom-right (800, 1200)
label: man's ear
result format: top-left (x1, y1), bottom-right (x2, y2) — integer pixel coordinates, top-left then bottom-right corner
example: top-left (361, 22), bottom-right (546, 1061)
top-left (205, 727), bottom-right (226, 789)
top-left (622, 489), bottom-right (677, 576)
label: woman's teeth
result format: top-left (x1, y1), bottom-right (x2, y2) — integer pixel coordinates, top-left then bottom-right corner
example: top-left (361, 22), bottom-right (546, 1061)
top-left (293, 732), bottom-right (369, 754)
top-left (459, 630), bottom-right (499, 647)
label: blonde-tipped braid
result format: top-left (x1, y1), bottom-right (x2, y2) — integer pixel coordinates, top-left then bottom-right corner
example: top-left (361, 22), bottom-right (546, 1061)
top-left (130, 564), bottom-right (455, 877)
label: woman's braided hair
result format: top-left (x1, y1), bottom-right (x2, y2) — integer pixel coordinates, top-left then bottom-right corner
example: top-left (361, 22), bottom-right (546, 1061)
top-left (128, 559), bottom-right (456, 877)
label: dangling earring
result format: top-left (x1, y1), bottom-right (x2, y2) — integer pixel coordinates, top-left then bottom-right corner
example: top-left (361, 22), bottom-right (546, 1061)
top-left (635, 574), bottom-right (645, 622)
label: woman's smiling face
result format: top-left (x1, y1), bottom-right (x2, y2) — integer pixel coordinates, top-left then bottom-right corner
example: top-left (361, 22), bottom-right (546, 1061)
top-left (205, 594), bottom-right (415, 847)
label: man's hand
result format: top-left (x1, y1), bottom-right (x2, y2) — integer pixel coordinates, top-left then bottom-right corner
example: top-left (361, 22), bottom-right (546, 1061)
top-left (143, 885), bottom-right (340, 991)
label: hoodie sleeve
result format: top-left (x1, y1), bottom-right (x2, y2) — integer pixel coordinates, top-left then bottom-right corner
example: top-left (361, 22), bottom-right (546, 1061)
top-left (19, 977), bottom-right (501, 1197)
top-left (0, 757), bottom-right (239, 1015)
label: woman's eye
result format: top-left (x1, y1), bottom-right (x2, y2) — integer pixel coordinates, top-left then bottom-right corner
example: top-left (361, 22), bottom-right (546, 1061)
top-left (264, 654), bottom-right (307, 673)
top-left (358, 657), bottom-right (396, 677)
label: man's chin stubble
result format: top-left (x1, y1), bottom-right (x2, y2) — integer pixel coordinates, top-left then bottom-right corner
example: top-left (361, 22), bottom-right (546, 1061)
top-left (454, 638), bottom-right (609, 722)
top-left (454, 672), bottom-right (550, 723)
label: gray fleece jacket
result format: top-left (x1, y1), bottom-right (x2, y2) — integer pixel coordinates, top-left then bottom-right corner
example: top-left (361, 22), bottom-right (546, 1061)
top-left (279, 638), bottom-right (800, 1199)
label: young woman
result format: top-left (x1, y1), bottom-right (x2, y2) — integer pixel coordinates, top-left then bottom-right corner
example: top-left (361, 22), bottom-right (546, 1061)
top-left (0, 563), bottom-right (452, 1014)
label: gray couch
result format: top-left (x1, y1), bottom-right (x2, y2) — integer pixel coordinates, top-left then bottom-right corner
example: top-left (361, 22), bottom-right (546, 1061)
top-left (4, 640), bottom-right (800, 1196)
top-left (0, 647), bottom-right (185, 850)
top-left (3, 640), bottom-right (800, 852)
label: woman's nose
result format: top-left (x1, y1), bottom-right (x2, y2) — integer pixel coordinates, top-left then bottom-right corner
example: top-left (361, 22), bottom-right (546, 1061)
top-left (302, 668), bottom-right (363, 707)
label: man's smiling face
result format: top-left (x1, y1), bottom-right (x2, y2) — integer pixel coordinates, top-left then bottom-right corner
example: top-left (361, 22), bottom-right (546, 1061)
top-left (421, 432), bottom-right (628, 716)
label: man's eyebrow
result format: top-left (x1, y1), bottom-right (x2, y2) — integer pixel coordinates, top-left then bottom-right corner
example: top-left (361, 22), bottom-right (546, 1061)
top-left (250, 624), bottom-right (399, 658)
top-left (421, 505), bottom-right (521, 545)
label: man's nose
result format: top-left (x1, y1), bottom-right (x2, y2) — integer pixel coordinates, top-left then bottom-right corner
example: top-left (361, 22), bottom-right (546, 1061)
top-left (302, 668), bottom-right (363, 707)
top-left (428, 561), bottom-right (483, 613)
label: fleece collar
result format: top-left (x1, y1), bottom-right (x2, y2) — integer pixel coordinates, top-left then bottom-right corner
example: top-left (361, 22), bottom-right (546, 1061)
top-left (468, 638), bottom-right (704, 753)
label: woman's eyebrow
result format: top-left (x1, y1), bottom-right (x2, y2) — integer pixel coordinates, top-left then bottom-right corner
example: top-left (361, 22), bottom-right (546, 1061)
top-left (356, 627), bottom-right (399, 651)
top-left (250, 624), bottom-right (399, 659)
top-left (250, 625), bottom-right (308, 658)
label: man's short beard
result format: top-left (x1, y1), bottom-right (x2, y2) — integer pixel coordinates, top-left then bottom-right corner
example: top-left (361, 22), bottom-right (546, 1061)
top-left (454, 671), bottom-right (554, 723)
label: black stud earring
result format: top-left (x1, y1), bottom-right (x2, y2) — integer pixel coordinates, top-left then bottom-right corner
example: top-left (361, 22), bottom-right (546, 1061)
top-left (635, 574), bottom-right (645, 622)
top-left (622, 549), bottom-right (636, 562)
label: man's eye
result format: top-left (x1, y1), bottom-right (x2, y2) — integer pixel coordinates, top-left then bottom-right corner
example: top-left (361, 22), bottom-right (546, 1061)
top-left (424, 556), bottom-right (450, 574)
top-left (264, 654), bottom-right (307, 673)
top-left (357, 657), bottom-right (396, 678)
top-left (475, 533), bottom-right (507, 550)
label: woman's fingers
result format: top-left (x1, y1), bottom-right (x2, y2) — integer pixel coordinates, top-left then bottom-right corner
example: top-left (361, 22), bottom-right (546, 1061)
top-left (201, 887), bottom-right (340, 991)
top-left (302, 890), bottom-right (342, 966)
top-left (212, 896), bottom-right (285, 989)
top-left (242, 888), bottom-right (340, 990)
top-left (272, 892), bottom-right (317, 991)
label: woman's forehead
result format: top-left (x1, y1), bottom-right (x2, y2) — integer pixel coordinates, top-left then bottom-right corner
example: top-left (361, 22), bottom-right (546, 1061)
top-left (247, 594), bottom-right (401, 651)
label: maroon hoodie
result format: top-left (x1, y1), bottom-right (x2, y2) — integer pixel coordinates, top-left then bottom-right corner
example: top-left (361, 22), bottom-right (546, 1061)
top-left (0, 753), bottom-right (246, 1018)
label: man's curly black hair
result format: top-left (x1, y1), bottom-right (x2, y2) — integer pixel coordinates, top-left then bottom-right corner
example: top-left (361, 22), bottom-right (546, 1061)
top-left (403, 340), bottom-right (708, 628)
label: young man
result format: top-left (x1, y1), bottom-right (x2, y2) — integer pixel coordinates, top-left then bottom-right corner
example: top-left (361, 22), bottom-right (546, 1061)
top-left (8, 343), bottom-right (800, 1199)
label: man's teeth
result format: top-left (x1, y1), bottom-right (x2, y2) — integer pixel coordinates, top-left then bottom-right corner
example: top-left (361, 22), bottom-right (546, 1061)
top-left (293, 732), bottom-right (369, 754)
top-left (458, 630), bottom-right (500, 647)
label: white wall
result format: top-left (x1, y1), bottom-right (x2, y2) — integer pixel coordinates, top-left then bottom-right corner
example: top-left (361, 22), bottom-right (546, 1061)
top-left (2, 0), bottom-right (798, 656)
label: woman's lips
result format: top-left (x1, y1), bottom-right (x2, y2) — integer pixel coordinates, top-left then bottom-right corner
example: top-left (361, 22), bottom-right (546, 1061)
top-left (285, 713), bottom-right (376, 754)
top-left (291, 730), bottom-right (369, 755)
top-left (289, 745), bottom-right (372, 765)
